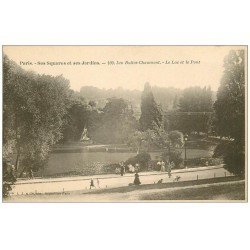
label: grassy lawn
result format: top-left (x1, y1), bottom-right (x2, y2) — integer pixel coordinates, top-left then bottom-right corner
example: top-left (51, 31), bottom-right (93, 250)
top-left (139, 181), bottom-right (245, 201)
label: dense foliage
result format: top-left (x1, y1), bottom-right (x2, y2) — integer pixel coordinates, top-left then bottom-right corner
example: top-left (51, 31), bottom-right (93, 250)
top-left (87, 98), bottom-right (138, 144)
top-left (214, 50), bottom-right (245, 175)
top-left (62, 93), bottom-right (93, 142)
top-left (79, 85), bottom-right (182, 115)
top-left (139, 82), bottom-right (163, 131)
top-left (167, 86), bottom-right (213, 134)
top-left (168, 130), bottom-right (184, 147)
top-left (161, 150), bottom-right (183, 168)
top-left (2, 160), bottom-right (16, 197)
top-left (3, 55), bottom-right (71, 176)
top-left (125, 152), bottom-right (151, 171)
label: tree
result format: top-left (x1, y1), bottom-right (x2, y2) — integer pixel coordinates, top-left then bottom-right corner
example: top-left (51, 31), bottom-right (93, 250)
top-left (214, 50), bottom-right (245, 175)
top-left (3, 55), bottom-right (71, 177)
top-left (79, 85), bottom-right (182, 115)
top-left (125, 152), bottom-right (151, 171)
top-left (88, 98), bottom-right (137, 144)
top-left (3, 160), bottom-right (16, 197)
top-left (169, 86), bottom-right (213, 134)
top-left (214, 50), bottom-right (245, 140)
top-left (126, 130), bottom-right (146, 153)
top-left (179, 86), bottom-right (213, 112)
top-left (62, 92), bottom-right (91, 142)
top-left (126, 127), bottom-right (169, 152)
top-left (161, 150), bottom-right (183, 168)
top-left (168, 130), bottom-right (184, 148)
top-left (139, 82), bottom-right (163, 131)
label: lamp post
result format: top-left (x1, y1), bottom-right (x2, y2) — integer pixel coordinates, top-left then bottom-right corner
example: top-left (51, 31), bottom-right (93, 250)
top-left (184, 134), bottom-right (188, 168)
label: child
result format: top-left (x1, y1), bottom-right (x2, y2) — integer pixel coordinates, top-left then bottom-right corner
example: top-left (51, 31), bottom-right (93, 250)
top-left (90, 179), bottom-right (95, 189)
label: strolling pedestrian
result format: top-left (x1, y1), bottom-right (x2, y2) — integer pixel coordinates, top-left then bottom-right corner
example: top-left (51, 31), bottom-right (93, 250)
top-left (161, 161), bottom-right (166, 172)
top-left (120, 162), bottom-right (125, 176)
top-left (90, 178), bottom-right (95, 189)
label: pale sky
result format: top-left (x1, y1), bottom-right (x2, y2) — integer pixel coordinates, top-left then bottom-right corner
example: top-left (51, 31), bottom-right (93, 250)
top-left (3, 46), bottom-right (246, 91)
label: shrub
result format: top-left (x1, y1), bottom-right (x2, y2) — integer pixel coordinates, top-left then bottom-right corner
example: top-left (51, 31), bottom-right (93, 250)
top-left (125, 152), bottom-right (151, 171)
top-left (148, 160), bottom-right (160, 171)
top-left (186, 157), bottom-right (223, 167)
top-left (104, 163), bottom-right (121, 173)
top-left (3, 160), bottom-right (16, 197)
top-left (214, 141), bottom-right (244, 176)
top-left (169, 130), bottom-right (184, 148)
top-left (161, 149), bottom-right (183, 168)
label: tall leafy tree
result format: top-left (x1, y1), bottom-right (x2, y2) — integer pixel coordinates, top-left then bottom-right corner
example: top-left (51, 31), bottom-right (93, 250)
top-left (139, 82), bottom-right (163, 131)
top-left (88, 98), bottom-right (137, 144)
top-left (61, 92), bottom-right (92, 142)
top-left (214, 50), bottom-right (245, 175)
top-left (170, 86), bottom-right (213, 134)
top-left (126, 127), bottom-right (170, 153)
top-left (3, 55), bottom-right (71, 176)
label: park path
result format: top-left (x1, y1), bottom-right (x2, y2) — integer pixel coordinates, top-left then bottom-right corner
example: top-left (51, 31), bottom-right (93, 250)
top-left (11, 165), bottom-right (231, 195)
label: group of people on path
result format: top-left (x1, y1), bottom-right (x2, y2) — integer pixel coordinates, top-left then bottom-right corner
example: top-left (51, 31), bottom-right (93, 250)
top-left (89, 173), bottom-right (141, 189)
top-left (115, 162), bottom-right (140, 175)
top-left (157, 160), bottom-right (174, 178)
top-left (119, 161), bottom-right (141, 185)
top-left (89, 159), bottom-right (176, 189)
top-left (90, 161), bottom-right (142, 189)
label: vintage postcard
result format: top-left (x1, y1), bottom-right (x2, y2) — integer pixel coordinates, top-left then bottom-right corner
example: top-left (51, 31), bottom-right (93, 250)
top-left (2, 45), bottom-right (247, 202)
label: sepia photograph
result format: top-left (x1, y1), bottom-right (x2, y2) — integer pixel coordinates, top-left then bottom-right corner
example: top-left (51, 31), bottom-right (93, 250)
top-left (2, 45), bottom-right (247, 202)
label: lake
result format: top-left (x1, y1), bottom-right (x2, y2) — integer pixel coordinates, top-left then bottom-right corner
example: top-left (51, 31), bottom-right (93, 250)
top-left (42, 147), bottom-right (213, 177)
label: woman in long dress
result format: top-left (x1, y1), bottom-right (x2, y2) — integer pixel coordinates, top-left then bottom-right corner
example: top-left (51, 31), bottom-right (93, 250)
top-left (134, 172), bottom-right (141, 185)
